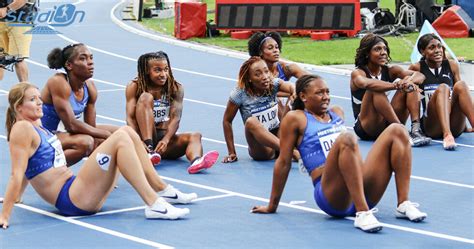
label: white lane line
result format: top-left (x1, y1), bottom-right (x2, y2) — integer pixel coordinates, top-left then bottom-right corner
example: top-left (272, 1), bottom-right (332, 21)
top-left (410, 175), bottom-right (474, 189)
top-left (161, 176), bottom-right (474, 244)
top-left (16, 203), bottom-right (174, 249)
top-left (98, 88), bottom-right (125, 93)
top-left (192, 193), bottom-right (236, 202)
top-left (70, 193), bottom-right (236, 219)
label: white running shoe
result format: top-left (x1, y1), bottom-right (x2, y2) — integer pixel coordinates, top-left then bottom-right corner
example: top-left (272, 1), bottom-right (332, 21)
top-left (187, 150), bottom-right (219, 174)
top-left (145, 197), bottom-right (190, 220)
top-left (354, 208), bottom-right (383, 233)
top-left (158, 184), bottom-right (198, 204)
top-left (395, 200), bottom-right (427, 222)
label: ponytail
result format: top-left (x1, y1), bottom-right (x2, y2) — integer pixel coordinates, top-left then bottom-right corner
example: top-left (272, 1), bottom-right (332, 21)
top-left (5, 106), bottom-right (16, 141)
top-left (292, 97), bottom-right (305, 111)
top-left (5, 82), bottom-right (38, 141)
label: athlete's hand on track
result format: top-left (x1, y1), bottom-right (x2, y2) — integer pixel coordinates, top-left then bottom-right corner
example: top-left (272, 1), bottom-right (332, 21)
top-left (251, 205), bottom-right (274, 214)
top-left (222, 154), bottom-right (238, 163)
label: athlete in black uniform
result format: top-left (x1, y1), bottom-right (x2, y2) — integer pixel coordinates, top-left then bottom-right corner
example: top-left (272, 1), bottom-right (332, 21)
top-left (350, 33), bottom-right (430, 146)
top-left (409, 34), bottom-right (474, 150)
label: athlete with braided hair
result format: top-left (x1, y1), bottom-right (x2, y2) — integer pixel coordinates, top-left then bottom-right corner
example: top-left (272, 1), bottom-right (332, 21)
top-left (126, 51), bottom-right (218, 174)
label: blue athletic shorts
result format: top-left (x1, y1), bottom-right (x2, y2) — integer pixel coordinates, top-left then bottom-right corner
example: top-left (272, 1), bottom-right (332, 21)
top-left (55, 176), bottom-right (96, 216)
top-left (313, 177), bottom-right (374, 218)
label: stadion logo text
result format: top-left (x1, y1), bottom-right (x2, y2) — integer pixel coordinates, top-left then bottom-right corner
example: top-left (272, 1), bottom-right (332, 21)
top-left (6, 4), bottom-right (85, 34)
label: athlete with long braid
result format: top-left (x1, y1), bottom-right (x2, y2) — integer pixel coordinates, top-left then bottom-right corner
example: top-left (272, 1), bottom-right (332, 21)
top-left (125, 51), bottom-right (219, 174)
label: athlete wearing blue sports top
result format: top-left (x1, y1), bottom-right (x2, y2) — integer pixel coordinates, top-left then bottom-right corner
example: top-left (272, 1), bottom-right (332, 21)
top-left (41, 43), bottom-right (118, 166)
top-left (409, 34), bottom-right (474, 150)
top-left (0, 83), bottom-right (197, 228)
top-left (252, 75), bottom-right (427, 233)
top-left (222, 56), bottom-right (296, 163)
top-left (248, 31), bottom-right (307, 82)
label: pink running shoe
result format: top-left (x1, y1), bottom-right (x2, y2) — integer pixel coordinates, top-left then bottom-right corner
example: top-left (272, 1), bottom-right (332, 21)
top-left (187, 150), bottom-right (219, 174)
top-left (149, 152), bottom-right (161, 166)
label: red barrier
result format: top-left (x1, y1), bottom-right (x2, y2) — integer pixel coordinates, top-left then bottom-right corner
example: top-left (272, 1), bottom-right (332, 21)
top-left (432, 5), bottom-right (473, 38)
top-left (174, 2), bottom-right (207, 40)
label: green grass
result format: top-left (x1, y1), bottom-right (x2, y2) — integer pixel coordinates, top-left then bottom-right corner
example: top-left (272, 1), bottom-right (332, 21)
top-left (140, 0), bottom-right (474, 65)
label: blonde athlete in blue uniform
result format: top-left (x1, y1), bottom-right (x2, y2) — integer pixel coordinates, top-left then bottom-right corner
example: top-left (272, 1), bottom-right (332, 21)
top-left (0, 83), bottom-right (196, 228)
top-left (252, 75), bottom-right (426, 233)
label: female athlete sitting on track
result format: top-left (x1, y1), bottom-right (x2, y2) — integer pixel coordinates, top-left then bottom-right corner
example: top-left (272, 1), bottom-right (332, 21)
top-left (222, 56), bottom-right (296, 163)
top-left (41, 43), bottom-right (118, 166)
top-left (252, 75), bottom-right (427, 233)
top-left (0, 82), bottom-right (197, 228)
top-left (248, 31), bottom-right (308, 118)
top-left (125, 51), bottom-right (219, 174)
top-left (350, 33), bottom-right (431, 147)
top-left (248, 31), bottom-right (308, 82)
top-left (408, 33), bottom-right (474, 150)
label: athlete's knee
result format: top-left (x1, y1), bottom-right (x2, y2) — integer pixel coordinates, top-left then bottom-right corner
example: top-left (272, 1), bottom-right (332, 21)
top-left (245, 117), bottom-right (261, 130)
top-left (137, 92), bottom-right (154, 108)
top-left (113, 128), bottom-right (134, 146)
top-left (436, 83), bottom-right (450, 95)
top-left (453, 81), bottom-right (468, 93)
top-left (189, 132), bottom-right (202, 141)
top-left (119, 125), bottom-right (138, 137)
top-left (77, 135), bottom-right (94, 155)
top-left (336, 132), bottom-right (358, 151)
top-left (386, 123), bottom-right (409, 143)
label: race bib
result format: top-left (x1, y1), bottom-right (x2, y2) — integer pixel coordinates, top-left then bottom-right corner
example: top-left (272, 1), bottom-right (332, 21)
top-left (317, 125), bottom-right (346, 158)
top-left (251, 102), bottom-right (279, 130)
top-left (153, 99), bottom-right (170, 124)
top-left (48, 135), bottom-right (67, 168)
top-left (423, 84), bottom-right (438, 110)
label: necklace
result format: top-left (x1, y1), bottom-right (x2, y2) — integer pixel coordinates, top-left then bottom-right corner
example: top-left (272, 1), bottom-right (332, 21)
top-left (368, 70), bottom-right (381, 79)
top-left (306, 109), bottom-right (329, 122)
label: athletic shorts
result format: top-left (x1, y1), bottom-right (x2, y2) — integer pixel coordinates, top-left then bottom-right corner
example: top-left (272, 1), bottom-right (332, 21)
top-left (0, 23), bottom-right (32, 57)
top-left (152, 128), bottom-right (167, 147)
top-left (353, 117), bottom-right (380, 141)
top-left (313, 177), bottom-right (374, 218)
top-left (55, 176), bottom-right (96, 216)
